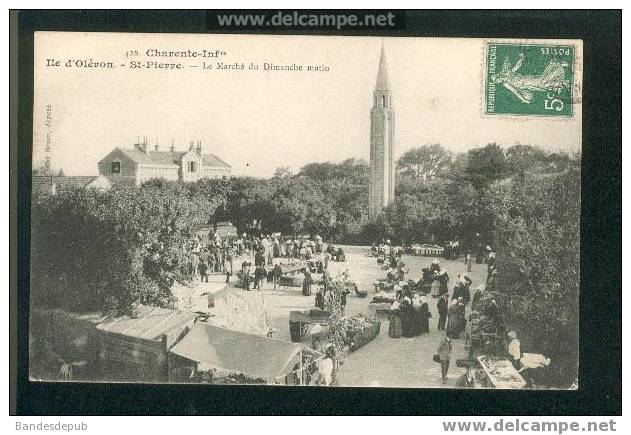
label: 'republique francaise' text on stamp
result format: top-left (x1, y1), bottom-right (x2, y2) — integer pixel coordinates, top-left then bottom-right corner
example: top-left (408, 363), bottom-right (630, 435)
top-left (485, 42), bottom-right (575, 117)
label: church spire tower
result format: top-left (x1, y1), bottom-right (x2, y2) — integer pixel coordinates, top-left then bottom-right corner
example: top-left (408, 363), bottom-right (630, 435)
top-left (369, 46), bottom-right (395, 218)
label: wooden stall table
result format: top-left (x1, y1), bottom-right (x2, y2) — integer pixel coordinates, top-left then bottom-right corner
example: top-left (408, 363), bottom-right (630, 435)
top-left (477, 355), bottom-right (527, 389)
top-left (288, 310), bottom-right (330, 342)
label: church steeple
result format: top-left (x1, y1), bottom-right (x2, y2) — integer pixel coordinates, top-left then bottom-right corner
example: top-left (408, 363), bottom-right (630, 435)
top-left (373, 45), bottom-right (392, 109)
top-left (369, 46), bottom-right (395, 218)
top-left (375, 45), bottom-right (389, 91)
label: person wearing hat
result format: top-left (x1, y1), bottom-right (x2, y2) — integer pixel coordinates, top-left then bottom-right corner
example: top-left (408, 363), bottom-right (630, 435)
top-left (429, 258), bottom-right (441, 275)
top-left (436, 334), bottom-right (452, 384)
top-left (462, 275), bottom-right (472, 305)
top-left (384, 240), bottom-right (392, 257)
top-left (253, 263), bottom-right (267, 290)
top-left (507, 331), bottom-right (522, 368)
top-left (446, 299), bottom-right (460, 339)
top-left (301, 267), bottom-right (312, 296)
top-left (437, 292), bottom-right (449, 331)
top-left (198, 259), bottom-right (209, 283)
top-left (388, 300), bottom-right (403, 338)
top-left (439, 269), bottom-right (450, 296)
top-left (317, 346), bottom-right (335, 386)
top-left (240, 261), bottom-right (252, 290)
top-left (268, 261), bottom-right (279, 290)
top-left (418, 295), bottom-right (431, 334)
top-left (430, 269), bottom-right (442, 297)
top-left (400, 296), bottom-right (415, 338)
top-left (452, 276), bottom-right (464, 301)
top-left (456, 297), bottom-right (467, 334)
top-left (409, 295), bottom-right (422, 336)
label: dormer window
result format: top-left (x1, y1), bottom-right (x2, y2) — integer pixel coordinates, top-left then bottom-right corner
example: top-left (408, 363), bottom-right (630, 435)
top-left (111, 161), bottom-right (121, 174)
top-left (188, 162), bottom-right (197, 172)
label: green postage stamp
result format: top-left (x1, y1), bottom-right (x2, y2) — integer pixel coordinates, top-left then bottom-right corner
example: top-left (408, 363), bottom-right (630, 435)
top-left (485, 42), bottom-right (576, 117)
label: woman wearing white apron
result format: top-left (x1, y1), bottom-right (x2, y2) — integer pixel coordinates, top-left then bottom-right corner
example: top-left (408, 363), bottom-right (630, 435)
top-left (430, 270), bottom-right (441, 297)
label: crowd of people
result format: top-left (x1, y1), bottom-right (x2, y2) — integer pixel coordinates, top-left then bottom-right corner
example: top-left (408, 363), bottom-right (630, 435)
top-left (189, 230), bottom-right (548, 388)
top-left (384, 258), bottom-right (476, 342)
top-left (185, 231), bottom-right (331, 287)
top-left (370, 239), bottom-right (522, 386)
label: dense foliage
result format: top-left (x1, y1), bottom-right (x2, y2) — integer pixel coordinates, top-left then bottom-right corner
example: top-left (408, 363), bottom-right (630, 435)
top-left (31, 183), bottom-right (221, 315)
top-left (32, 144), bottom-right (581, 386)
top-left (488, 166), bottom-right (581, 387)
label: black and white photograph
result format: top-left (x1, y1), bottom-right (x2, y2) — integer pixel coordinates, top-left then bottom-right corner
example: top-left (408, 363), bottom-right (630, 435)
top-left (24, 30), bottom-right (587, 391)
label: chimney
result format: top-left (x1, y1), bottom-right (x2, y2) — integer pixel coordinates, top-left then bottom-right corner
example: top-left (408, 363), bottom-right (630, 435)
top-left (196, 140), bottom-right (202, 155)
top-left (189, 140), bottom-right (194, 151)
top-left (140, 135), bottom-right (149, 153)
top-left (154, 138), bottom-right (159, 152)
top-left (170, 139), bottom-right (175, 153)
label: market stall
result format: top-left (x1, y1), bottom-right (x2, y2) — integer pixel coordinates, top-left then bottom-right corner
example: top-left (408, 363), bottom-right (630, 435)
top-left (289, 309), bottom-right (330, 342)
top-left (273, 259), bottom-right (314, 289)
top-left (168, 322), bottom-right (322, 384)
top-left (476, 355), bottom-right (527, 389)
top-left (367, 291), bottom-right (398, 316)
top-left (343, 314), bottom-right (381, 352)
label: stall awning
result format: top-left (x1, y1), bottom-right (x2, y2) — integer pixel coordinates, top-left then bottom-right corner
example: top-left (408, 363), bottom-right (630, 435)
top-left (169, 323), bottom-right (304, 380)
top-left (96, 304), bottom-right (196, 342)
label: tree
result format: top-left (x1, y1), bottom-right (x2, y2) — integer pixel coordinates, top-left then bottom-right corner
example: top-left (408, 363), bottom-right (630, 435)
top-left (297, 159), bottom-right (370, 242)
top-left (32, 160), bottom-right (50, 177)
top-left (273, 166), bottom-right (293, 178)
top-left (489, 164), bottom-right (581, 387)
top-left (396, 144), bottom-right (452, 183)
top-left (464, 143), bottom-right (508, 189)
top-left (31, 183), bottom-right (218, 315)
top-left (505, 144), bottom-right (548, 174)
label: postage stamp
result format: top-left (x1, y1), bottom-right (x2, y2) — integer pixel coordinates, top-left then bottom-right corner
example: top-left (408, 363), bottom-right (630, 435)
top-left (485, 42), bottom-right (576, 117)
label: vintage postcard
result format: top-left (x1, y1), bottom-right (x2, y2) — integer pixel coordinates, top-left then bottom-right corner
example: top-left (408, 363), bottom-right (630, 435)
top-left (30, 31), bottom-right (582, 389)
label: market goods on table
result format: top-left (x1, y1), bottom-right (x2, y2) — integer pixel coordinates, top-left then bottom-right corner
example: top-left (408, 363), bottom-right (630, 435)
top-left (341, 314), bottom-right (381, 352)
top-left (477, 355), bottom-right (526, 389)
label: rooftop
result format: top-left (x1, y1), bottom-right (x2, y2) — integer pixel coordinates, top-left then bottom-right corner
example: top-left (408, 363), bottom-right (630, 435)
top-left (119, 147), bottom-right (231, 168)
top-left (32, 175), bottom-right (103, 197)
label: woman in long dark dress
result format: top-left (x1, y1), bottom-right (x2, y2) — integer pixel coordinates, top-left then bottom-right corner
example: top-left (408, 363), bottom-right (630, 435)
top-left (430, 271), bottom-right (441, 297)
top-left (400, 298), bottom-right (415, 338)
top-left (439, 270), bottom-right (450, 295)
top-left (446, 300), bottom-right (460, 339)
top-left (410, 296), bottom-right (423, 336)
top-left (418, 296), bottom-right (430, 333)
top-left (457, 297), bottom-right (467, 334)
top-left (388, 301), bottom-right (403, 338)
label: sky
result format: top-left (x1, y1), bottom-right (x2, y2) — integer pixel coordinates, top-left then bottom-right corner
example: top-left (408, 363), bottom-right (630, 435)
top-left (33, 32), bottom-right (582, 177)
